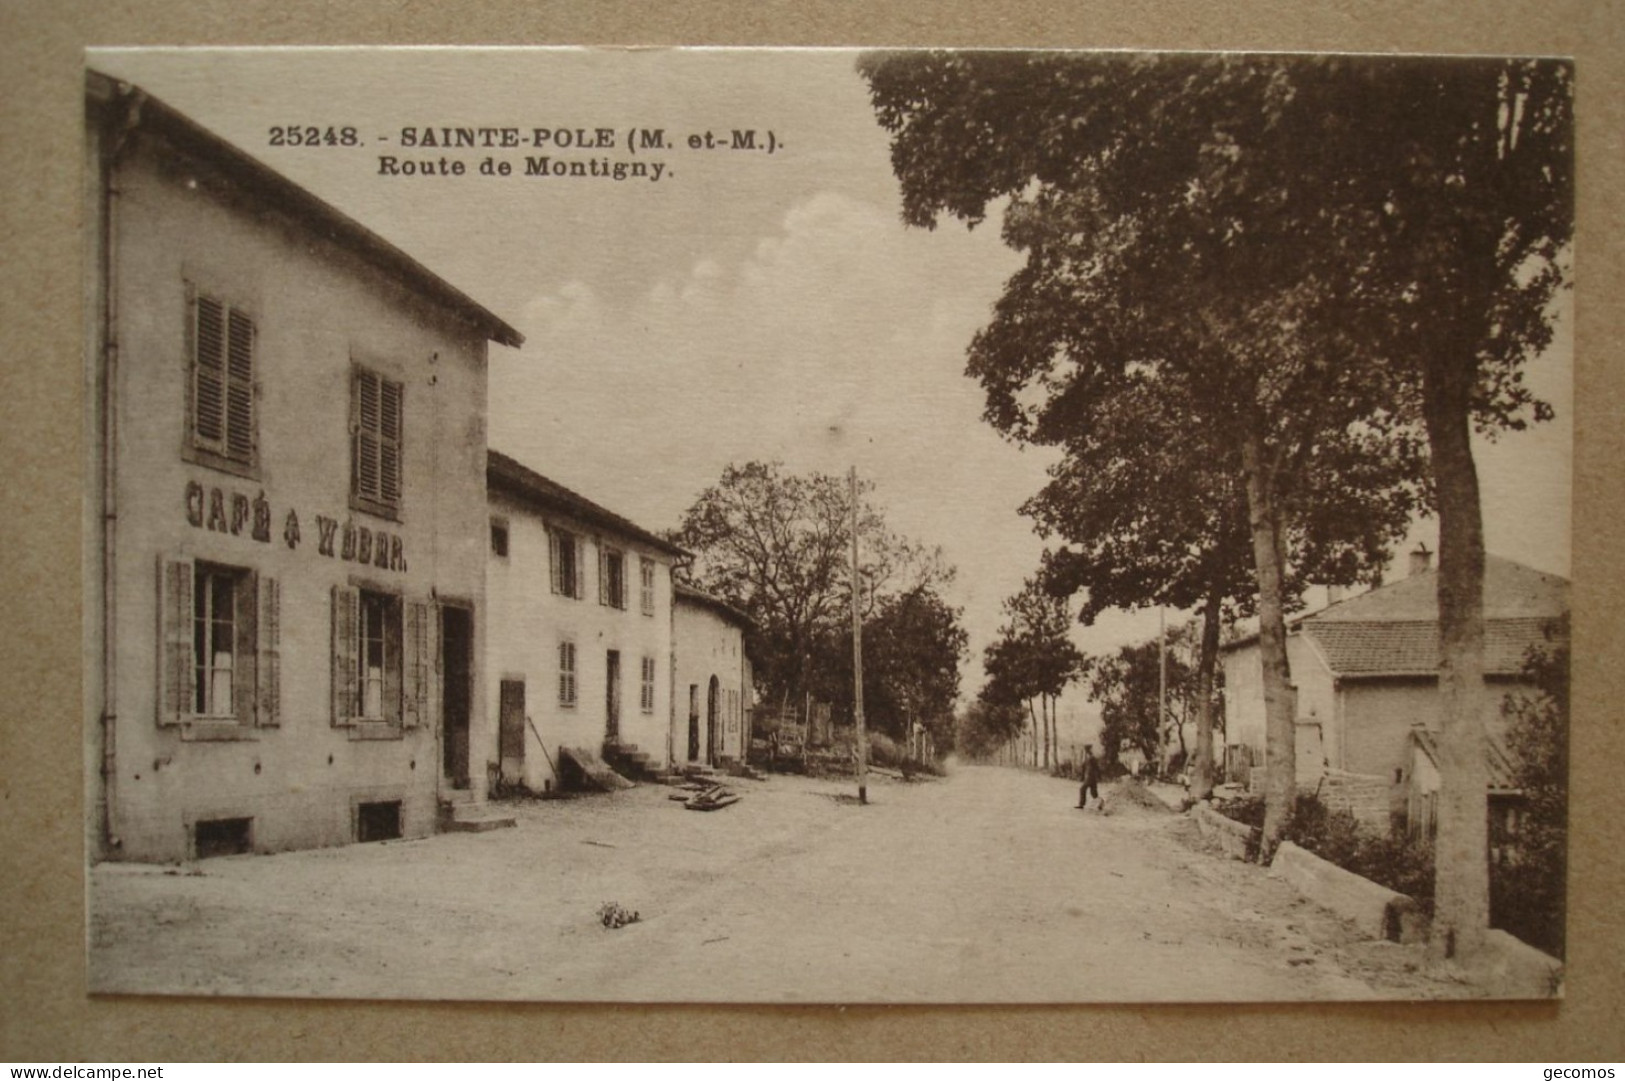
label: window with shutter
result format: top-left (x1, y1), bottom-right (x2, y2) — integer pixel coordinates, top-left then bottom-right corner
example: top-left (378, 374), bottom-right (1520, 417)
top-left (640, 558), bottom-right (656, 615)
top-left (558, 640), bottom-right (577, 706)
top-left (186, 288), bottom-right (257, 475)
top-left (351, 366), bottom-right (404, 519)
top-left (158, 556), bottom-right (262, 728)
top-left (640, 656), bottom-right (656, 713)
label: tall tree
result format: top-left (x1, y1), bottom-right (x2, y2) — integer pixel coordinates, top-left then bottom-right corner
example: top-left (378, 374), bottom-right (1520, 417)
top-left (672, 461), bottom-right (952, 714)
top-left (1088, 630), bottom-right (1207, 772)
top-left (862, 52), bottom-right (1570, 955)
top-left (862, 52), bottom-right (1429, 846)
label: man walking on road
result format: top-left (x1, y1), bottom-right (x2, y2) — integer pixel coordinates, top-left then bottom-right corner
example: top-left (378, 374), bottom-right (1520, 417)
top-left (1077, 745), bottom-right (1101, 811)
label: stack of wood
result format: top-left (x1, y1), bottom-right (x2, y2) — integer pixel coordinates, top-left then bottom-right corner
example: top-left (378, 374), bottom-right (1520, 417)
top-left (666, 780), bottom-right (741, 812)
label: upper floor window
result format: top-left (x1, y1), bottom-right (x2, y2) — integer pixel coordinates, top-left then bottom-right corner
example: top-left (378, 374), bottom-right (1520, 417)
top-left (490, 518), bottom-right (509, 559)
top-left (351, 366), bottom-right (403, 520)
top-left (640, 557), bottom-right (656, 615)
top-left (187, 289), bottom-right (257, 475)
top-left (601, 546), bottom-right (627, 609)
top-left (549, 527), bottom-right (584, 599)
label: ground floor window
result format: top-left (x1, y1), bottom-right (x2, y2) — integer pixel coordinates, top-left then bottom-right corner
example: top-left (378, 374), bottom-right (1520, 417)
top-left (559, 640), bottom-right (577, 706)
top-left (161, 556), bottom-right (279, 728)
top-left (357, 800), bottom-right (403, 843)
top-left (331, 585), bottom-right (428, 728)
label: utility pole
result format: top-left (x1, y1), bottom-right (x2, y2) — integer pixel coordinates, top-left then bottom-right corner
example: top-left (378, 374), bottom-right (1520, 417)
top-left (1158, 607), bottom-right (1168, 774)
top-left (850, 466), bottom-right (868, 805)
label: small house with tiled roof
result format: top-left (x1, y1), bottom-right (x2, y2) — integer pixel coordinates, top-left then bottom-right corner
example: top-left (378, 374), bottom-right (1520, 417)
top-left (1221, 549), bottom-right (1568, 827)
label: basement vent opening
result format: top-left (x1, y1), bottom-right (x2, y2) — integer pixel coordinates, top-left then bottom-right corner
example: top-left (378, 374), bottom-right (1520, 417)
top-left (357, 800), bottom-right (403, 843)
top-left (194, 817), bottom-right (253, 859)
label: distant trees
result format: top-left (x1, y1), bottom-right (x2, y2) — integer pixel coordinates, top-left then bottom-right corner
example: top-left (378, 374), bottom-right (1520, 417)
top-left (1087, 624), bottom-right (1220, 774)
top-left (981, 572), bottom-right (1084, 769)
top-left (862, 53), bottom-right (1571, 956)
top-left (671, 461), bottom-right (959, 735)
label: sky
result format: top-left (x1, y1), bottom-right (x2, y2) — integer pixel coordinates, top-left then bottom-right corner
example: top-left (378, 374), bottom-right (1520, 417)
top-left (91, 48), bottom-right (1573, 743)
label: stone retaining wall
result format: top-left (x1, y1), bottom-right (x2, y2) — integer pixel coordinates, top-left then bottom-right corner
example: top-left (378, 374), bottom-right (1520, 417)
top-left (1193, 803), bottom-right (1257, 861)
top-left (1268, 840), bottom-right (1425, 942)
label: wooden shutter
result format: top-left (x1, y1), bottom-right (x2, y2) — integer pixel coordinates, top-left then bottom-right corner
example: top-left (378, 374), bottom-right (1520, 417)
top-left (574, 536), bottom-right (586, 599)
top-left (233, 570), bottom-right (259, 725)
top-left (548, 528), bottom-right (562, 595)
top-left (380, 378), bottom-right (403, 507)
top-left (598, 542), bottom-right (608, 606)
top-left (384, 596), bottom-right (404, 725)
top-left (403, 600), bottom-right (429, 728)
top-left (224, 309), bottom-right (255, 463)
top-left (354, 370), bottom-right (381, 503)
top-left (192, 293), bottom-right (226, 450)
top-left (256, 575), bottom-right (281, 727)
top-left (157, 556), bottom-right (194, 726)
top-left (331, 584), bottom-right (359, 726)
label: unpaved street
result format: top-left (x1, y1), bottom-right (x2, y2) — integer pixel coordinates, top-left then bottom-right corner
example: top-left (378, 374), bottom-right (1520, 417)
top-left (91, 765), bottom-right (1461, 1002)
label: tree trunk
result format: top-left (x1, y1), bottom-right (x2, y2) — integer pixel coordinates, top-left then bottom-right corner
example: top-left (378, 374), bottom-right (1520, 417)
top-left (1241, 426), bottom-right (1297, 855)
top-left (1424, 356), bottom-right (1490, 960)
top-left (1026, 699), bottom-right (1040, 769)
top-left (1192, 585), bottom-right (1223, 800)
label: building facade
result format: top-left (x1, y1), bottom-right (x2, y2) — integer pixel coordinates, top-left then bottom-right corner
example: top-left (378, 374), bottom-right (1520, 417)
top-left (672, 584), bottom-right (755, 767)
top-left (1221, 551), bottom-right (1569, 827)
top-left (86, 73), bottom-right (522, 862)
top-left (486, 451), bottom-right (682, 790)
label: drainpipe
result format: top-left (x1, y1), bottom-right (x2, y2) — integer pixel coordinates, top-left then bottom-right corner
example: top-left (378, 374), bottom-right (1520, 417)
top-left (97, 85), bottom-right (145, 855)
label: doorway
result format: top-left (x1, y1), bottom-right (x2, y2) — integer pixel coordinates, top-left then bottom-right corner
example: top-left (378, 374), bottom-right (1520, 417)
top-left (687, 683), bottom-right (700, 761)
top-left (707, 675), bottom-right (721, 765)
top-left (605, 650), bottom-right (621, 743)
top-left (441, 605), bottom-right (473, 789)
top-left (498, 678), bottom-right (525, 787)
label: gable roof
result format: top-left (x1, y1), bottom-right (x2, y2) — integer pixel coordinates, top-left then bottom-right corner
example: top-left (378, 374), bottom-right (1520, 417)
top-left (487, 450), bottom-right (687, 558)
top-left (673, 582), bottom-right (754, 630)
top-left (87, 70), bottom-right (522, 349)
top-left (1305, 616), bottom-right (1564, 678)
top-left (1310, 555), bottom-right (1568, 624)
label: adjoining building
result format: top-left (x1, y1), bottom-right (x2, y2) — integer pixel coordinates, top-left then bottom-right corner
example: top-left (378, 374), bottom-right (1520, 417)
top-left (672, 583), bottom-right (755, 768)
top-left (486, 451), bottom-right (684, 790)
top-left (86, 72), bottom-right (522, 862)
top-left (1220, 549), bottom-right (1569, 830)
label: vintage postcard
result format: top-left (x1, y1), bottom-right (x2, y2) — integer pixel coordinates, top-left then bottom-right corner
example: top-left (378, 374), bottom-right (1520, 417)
top-left (84, 47), bottom-right (1573, 1002)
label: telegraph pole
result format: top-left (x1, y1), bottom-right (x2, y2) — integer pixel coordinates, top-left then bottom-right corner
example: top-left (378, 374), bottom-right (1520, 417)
top-left (850, 466), bottom-right (868, 805)
top-left (1158, 607), bottom-right (1168, 772)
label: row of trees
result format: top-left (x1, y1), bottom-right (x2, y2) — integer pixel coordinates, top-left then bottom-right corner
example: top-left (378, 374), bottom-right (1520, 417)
top-left (669, 461), bottom-right (968, 750)
top-left (861, 52), bottom-right (1572, 959)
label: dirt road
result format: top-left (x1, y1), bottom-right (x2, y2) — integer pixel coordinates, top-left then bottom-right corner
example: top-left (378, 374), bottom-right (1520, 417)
top-left (90, 765), bottom-right (1460, 1002)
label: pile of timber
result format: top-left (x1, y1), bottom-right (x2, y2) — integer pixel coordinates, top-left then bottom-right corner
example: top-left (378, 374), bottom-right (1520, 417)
top-left (666, 780), bottom-right (741, 812)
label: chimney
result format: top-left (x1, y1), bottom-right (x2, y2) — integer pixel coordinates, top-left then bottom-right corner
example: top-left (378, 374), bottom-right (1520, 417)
top-left (1409, 542), bottom-right (1433, 578)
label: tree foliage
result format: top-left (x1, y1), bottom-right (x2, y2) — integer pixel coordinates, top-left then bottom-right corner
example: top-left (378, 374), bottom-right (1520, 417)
top-left (1495, 618), bottom-right (1570, 958)
top-left (980, 570), bottom-right (1084, 767)
top-left (671, 461), bottom-right (955, 716)
top-left (814, 584), bottom-right (969, 745)
top-left (861, 51), bottom-right (1434, 843)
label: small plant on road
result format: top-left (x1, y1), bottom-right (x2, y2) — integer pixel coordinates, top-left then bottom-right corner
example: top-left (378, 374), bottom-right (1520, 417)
top-left (598, 902), bottom-right (641, 929)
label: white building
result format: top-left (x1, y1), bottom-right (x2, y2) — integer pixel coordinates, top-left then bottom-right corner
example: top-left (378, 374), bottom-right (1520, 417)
top-left (486, 451), bottom-right (683, 790)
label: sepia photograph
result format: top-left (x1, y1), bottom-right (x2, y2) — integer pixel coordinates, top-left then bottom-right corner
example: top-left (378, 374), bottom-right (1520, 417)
top-left (82, 47), bottom-right (1573, 1004)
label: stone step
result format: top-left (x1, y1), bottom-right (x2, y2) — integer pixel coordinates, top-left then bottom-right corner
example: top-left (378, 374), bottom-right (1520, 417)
top-left (441, 812), bottom-right (516, 833)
